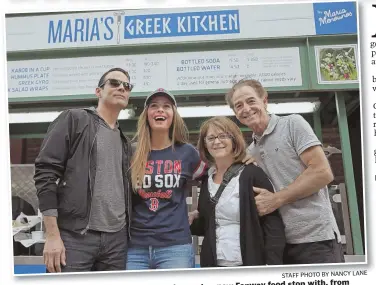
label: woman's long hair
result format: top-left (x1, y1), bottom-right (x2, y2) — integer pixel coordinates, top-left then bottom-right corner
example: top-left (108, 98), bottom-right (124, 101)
top-left (130, 105), bottom-right (189, 192)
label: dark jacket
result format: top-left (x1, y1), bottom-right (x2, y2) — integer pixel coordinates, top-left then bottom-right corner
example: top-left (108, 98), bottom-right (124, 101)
top-left (190, 164), bottom-right (286, 267)
top-left (34, 108), bottom-right (132, 235)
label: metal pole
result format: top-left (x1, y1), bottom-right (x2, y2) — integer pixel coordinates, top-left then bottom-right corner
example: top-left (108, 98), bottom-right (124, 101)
top-left (335, 91), bottom-right (364, 255)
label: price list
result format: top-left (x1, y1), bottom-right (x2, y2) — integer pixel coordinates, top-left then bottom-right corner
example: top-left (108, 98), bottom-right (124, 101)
top-left (135, 55), bottom-right (167, 92)
top-left (124, 58), bottom-right (137, 83)
top-left (167, 47), bottom-right (302, 90)
top-left (7, 47), bottom-right (302, 99)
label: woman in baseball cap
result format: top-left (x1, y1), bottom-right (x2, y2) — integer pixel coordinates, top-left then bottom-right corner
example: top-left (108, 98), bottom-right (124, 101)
top-left (143, 88), bottom-right (177, 108)
top-left (127, 88), bottom-right (207, 270)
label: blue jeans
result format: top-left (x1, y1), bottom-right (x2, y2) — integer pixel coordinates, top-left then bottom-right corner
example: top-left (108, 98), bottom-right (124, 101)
top-left (126, 243), bottom-right (195, 270)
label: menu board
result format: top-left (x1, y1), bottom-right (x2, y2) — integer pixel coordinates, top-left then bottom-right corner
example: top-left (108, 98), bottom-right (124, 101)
top-left (7, 47), bottom-right (302, 99)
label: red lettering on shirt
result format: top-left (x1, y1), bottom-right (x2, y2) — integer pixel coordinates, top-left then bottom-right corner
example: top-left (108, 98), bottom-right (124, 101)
top-left (174, 160), bottom-right (182, 174)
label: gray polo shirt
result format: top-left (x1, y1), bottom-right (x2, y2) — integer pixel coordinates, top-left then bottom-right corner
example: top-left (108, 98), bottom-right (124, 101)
top-left (247, 114), bottom-right (340, 244)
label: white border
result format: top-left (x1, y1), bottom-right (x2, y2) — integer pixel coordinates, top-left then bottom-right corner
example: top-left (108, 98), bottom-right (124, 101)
top-left (2, 0), bottom-right (372, 284)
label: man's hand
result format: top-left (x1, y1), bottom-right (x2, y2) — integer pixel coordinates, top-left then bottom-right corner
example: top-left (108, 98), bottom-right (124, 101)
top-left (188, 210), bottom-right (199, 225)
top-left (43, 234), bottom-right (66, 273)
top-left (242, 154), bottom-right (257, 165)
top-left (253, 187), bottom-right (281, 216)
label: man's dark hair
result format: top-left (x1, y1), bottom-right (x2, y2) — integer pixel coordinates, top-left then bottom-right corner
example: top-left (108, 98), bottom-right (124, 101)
top-left (97, 67), bottom-right (130, 87)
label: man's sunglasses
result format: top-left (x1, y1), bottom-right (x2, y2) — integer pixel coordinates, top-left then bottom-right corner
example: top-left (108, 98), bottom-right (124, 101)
top-left (99, 78), bottom-right (134, 91)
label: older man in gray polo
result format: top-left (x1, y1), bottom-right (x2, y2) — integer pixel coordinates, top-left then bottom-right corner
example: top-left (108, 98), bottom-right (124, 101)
top-left (226, 79), bottom-right (344, 264)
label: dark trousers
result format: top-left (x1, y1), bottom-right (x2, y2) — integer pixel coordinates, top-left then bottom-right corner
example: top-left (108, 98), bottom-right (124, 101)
top-left (283, 236), bottom-right (345, 264)
top-left (58, 226), bottom-right (128, 272)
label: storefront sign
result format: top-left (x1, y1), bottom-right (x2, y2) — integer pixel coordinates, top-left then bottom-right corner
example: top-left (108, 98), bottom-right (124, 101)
top-left (6, 4), bottom-right (318, 51)
top-left (123, 10), bottom-right (240, 39)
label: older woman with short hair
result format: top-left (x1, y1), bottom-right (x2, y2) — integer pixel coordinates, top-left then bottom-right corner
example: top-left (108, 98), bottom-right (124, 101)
top-left (189, 116), bottom-right (286, 267)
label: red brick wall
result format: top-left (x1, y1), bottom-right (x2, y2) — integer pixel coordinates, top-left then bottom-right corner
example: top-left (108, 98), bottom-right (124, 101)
top-left (10, 138), bottom-right (44, 164)
top-left (9, 139), bottom-right (23, 164)
top-left (322, 127), bottom-right (345, 185)
top-left (24, 139), bottom-right (44, 164)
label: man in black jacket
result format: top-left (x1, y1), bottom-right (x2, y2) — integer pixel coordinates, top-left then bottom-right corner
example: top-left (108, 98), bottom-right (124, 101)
top-left (34, 68), bottom-right (133, 272)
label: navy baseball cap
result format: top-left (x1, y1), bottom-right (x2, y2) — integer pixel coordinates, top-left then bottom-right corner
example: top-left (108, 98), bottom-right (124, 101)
top-left (144, 88), bottom-right (177, 108)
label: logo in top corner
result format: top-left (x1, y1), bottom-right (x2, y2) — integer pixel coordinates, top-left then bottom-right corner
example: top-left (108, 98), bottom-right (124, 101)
top-left (313, 2), bottom-right (357, 35)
